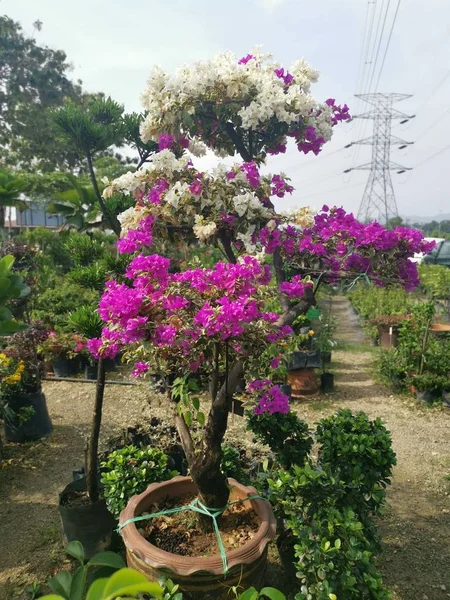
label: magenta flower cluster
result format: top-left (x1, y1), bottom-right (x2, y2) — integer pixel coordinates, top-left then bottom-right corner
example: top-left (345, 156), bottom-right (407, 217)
top-left (248, 379), bottom-right (290, 415)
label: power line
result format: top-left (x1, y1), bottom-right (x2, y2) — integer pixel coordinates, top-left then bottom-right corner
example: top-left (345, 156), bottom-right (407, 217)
top-left (415, 69), bottom-right (450, 115)
top-left (415, 107), bottom-right (450, 142)
top-left (367, 0), bottom-right (391, 92)
top-left (414, 143), bottom-right (450, 168)
top-left (294, 181), bottom-right (365, 201)
top-left (374, 0), bottom-right (403, 91)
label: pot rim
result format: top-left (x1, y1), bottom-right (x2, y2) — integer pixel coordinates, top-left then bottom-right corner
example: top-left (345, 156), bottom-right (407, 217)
top-left (119, 475), bottom-right (276, 576)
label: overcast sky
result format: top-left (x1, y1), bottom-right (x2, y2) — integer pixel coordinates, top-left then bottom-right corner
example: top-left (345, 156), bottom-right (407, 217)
top-left (4, 0), bottom-right (450, 220)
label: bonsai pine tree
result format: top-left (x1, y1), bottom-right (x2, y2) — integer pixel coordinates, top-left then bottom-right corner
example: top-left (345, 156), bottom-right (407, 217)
top-left (87, 49), bottom-right (432, 515)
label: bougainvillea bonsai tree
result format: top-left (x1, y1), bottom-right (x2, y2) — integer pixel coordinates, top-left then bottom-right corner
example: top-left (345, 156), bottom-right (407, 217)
top-left (88, 49), bottom-right (432, 516)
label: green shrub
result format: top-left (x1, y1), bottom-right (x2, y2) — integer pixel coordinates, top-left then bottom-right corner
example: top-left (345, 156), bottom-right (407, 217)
top-left (289, 506), bottom-right (391, 600)
top-left (247, 411), bottom-right (312, 469)
top-left (66, 306), bottom-right (103, 339)
top-left (100, 445), bottom-right (178, 518)
top-left (267, 464), bottom-right (391, 599)
top-left (64, 233), bottom-right (108, 267)
top-left (418, 264), bottom-right (450, 299)
top-left (31, 278), bottom-right (98, 328)
top-left (316, 409), bottom-right (396, 516)
top-left (68, 264), bottom-right (108, 291)
top-left (220, 443), bottom-right (251, 485)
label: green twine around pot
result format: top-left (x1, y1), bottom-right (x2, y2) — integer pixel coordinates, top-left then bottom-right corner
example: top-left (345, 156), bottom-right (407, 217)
top-left (117, 494), bottom-right (263, 575)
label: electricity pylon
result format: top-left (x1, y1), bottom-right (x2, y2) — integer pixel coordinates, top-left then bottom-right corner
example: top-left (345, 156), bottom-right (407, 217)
top-left (345, 93), bottom-right (414, 224)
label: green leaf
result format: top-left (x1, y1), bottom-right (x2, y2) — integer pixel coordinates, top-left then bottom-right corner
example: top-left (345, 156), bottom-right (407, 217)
top-left (39, 596), bottom-right (65, 600)
top-left (102, 569), bottom-right (162, 599)
top-left (85, 578), bottom-right (108, 600)
top-left (69, 567), bottom-right (85, 600)
top-left (184, 411), bottom-right (192, 426)
top-left (87, 551), bottom-right (126, 570)
top-left (0, 277), bottom-right (12, 296)
top-left (192, 397), bottom-right (200, 411)
top-left (334, 538), bottom-right (341, 549)
top-left (238, 588), bottom-right (259, 600)
top-left (0, 306), bottom-right (12, 321)
top-left (0, 255), bottom-right (14, 275)
top-left (49, 571), bottom-right (72, 599)
top-left (197, 411), bottom-right (205, 426)
top-left (260, 587), bottom-right (287, 600)
top-left (66, 541), bottom-right (85, 565)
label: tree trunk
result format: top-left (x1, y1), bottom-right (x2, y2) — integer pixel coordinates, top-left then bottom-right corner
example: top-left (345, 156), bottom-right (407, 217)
top-left (86, 358), bottom-right (106, 502)
top-left (86, 152), bottom-right (121, 238)
top-left (188, 359), bottom-right (244, 529)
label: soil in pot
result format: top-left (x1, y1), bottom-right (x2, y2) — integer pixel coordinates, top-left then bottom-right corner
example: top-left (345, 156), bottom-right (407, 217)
top-left (119, 476), bottom-right (276, 600)
top-left (59, 477), bottom-right (116, 559)
top-left (4, 391), bottom-right (52, 443)
top-left (143, 492), bottom-right (259, 557)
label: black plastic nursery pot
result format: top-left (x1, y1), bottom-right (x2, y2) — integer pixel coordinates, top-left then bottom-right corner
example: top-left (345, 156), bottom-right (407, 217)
top-left (279, 383), bottom-right (292, 397)
top-left (288, 350), bottom-right (321, 371)
top-left (320, 372), bottom-right (334, 393)
top-left (84, 363), bottom-right (97, 380)
top-left (4, 391), bottom-right (53, 443)
top-left (276, 529), bottom-right (298, 579)
top-left (52, 357), bottom-right (71, 378)
top-left (416, 389), bottom-right (441, 404)
top-left (59, 477), bottom-right (116, 559)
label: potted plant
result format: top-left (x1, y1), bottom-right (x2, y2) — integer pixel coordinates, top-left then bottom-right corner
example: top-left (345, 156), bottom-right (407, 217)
top-left (314, 309), bottom-right (337, 367)
top-left (38, 331), bottom-right (86, 377)
top-left (83, 49), bottom-right (429, 598)
top-left (1, 324), bottom-right (52, 442)
top-left (410, 373), bottom-right (444, 404)
top-left (372, 314), bottom-right (408, 349)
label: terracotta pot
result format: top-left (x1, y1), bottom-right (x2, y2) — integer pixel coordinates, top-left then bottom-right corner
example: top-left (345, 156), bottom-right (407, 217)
top-left (377, 324), bottom-right (399, 349)
top-left (287, 368), bottom-right (320, 399)
top-left (119, 476), bottom-right (276, 599)
top-left (431, 323), bottom-right (450, 332)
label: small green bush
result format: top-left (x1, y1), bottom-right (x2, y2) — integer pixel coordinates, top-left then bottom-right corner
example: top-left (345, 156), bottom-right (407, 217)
top-left (247, 411), bottom-right (312, 469)
top-left (289, 506), bottom-right (391, 600)
top-left (100, 445), bottom-right (178, 518)
top-left (316, 409), bottom-right (396, 516)
top-left (220, 443), bottom-right (251, 485)
top-left (31, 279), bottom-right (98, 328)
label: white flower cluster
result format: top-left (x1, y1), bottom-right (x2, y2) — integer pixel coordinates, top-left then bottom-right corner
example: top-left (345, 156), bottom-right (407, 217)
top-left (139, 48), bottom-right (331, 146)
top-left (102, 150), bottom-right (190, 199)
top-left (106, 151), bottom-right (279, 250)
top-left (281, 206), bottom-right (316, 229)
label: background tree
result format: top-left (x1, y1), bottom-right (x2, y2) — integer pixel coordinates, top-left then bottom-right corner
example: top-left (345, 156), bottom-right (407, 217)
top-left (0, 168), bottom-right (28, 230)
top-left (0, 15), bottom-right (83, 171)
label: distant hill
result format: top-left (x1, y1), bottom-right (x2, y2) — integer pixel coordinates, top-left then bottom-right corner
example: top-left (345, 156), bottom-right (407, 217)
top-left (401, 213), bottom-right (450, 224)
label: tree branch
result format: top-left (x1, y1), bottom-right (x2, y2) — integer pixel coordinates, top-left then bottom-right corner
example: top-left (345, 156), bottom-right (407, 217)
top-left (174, 412), bottom-right (195, 464)
top-left (86, 152), bottom-right (121, 237)
top-left (86, 358), bottom-right (106, 502)
top-left (277, 285), bottom-right (316, 327)
top-left (218, 229), bottom-right (237, 264)
top-left (273, 247), bottom-right (290, 313)
top-left (224, 122), bottom-right (253, 162)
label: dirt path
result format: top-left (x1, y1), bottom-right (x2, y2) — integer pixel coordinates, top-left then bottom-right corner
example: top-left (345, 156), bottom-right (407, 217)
top-left (0, 297), bottom-right (449, 599)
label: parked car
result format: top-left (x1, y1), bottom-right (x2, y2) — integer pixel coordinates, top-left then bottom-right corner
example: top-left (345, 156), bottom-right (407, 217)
top-left (411, 237), bottom-right (445, 264)
top-left (422, 238), bottom-right (450, 267)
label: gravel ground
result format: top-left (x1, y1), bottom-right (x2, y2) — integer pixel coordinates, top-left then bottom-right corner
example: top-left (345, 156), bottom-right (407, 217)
top-left (0, 297), bottom-right (449, 600)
